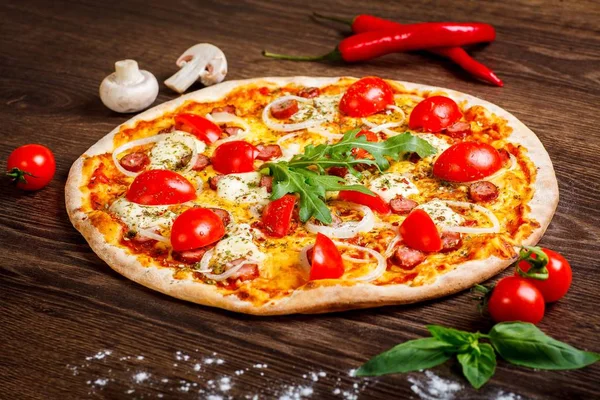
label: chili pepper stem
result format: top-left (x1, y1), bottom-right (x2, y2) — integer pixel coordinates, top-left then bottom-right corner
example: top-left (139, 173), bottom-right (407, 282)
top-left (311, 12), bottom-right (353, 26)
top-left (262, 50), bottom-right (342, 62)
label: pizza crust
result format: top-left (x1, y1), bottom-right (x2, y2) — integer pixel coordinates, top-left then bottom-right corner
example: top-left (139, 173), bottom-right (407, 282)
top-left (66, 77), bottom-right (559, 315)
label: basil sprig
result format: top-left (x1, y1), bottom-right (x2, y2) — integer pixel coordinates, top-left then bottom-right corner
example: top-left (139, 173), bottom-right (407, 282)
top-left (356, 322), bottom-right (599, 389)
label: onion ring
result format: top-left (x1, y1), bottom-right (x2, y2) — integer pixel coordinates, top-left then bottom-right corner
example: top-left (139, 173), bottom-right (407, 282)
top-left (305, 204), bottom-right (375, 239)
top-left (262, 95), bottom-right (319, 132)
top-left (112, 134), bottom-right (170, 177)
top-left (439, 200), bottom-right (501, 234)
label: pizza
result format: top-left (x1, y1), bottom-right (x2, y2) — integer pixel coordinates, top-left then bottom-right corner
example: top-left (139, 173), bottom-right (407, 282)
top-left (65, 76), bottom-right (558, 315)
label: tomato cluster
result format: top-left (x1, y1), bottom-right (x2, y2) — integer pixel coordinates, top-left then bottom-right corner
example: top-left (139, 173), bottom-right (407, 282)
top-left (487, 247), bottom-right (572, 324)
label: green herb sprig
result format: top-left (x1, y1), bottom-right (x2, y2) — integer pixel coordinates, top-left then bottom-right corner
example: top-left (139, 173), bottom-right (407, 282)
top-left (356, 322), bottom-right (600, 389)
top-left (263, 129), bottom-right (436, 224)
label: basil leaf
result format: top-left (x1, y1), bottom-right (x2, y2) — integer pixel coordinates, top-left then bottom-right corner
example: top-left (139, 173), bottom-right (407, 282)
top-left (355, 338), bottom-right (454, 377)
top-left (427, 325), bottom-right (476, 347)
top-left (457, 343), bottom-right (496, 389)
top-left (489, 322), bottom-right (600, 370)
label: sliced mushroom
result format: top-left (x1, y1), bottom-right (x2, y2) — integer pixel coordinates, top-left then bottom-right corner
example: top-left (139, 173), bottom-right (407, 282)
top-left (164, 43), bottom-right (227, 94)
top-left (99, 60), bottom-right (158, 113)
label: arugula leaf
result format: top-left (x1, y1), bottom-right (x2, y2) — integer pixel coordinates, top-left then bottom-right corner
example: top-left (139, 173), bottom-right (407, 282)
top-left (427, 325), bottom-right (477, 347)
top-left (268, 162), bottom-right (371, 224)
top-left (489, 322), bottom-right (600, 370)
top-left (355, 338), bottom-right (456, 377)
top-left (457, 343), bottom-right (496, 389)
top-left (264, 129), bottom-right (435, 223)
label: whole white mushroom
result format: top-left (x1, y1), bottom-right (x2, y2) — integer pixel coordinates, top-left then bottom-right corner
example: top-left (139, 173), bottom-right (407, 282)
top-left (99, 60), bottom-right (159, 113)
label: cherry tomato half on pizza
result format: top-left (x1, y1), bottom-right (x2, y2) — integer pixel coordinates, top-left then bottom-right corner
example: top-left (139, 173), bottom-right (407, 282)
top-left (170, 208), bottom-right (226, 252)
top-left (6, 144), bottom-right (56, 191)
top-left (339, 76), bottom-right (394, 117)
top-left (309, 233), bottom-right (344, 280)
top-left (409, 96), bottom-right (462, 133)
top-left (399, 209), bottom-right (442, 252)
top-left (211, 141), bottom-right (258, 174)
top-left (433, 142), bottom-right (502, 182)
top-left (175, 114), bottom-right (222, 144)
top-left (261, 194), bottom-right (297, 238)
top-left (126, 170), bottom-right (197, 205)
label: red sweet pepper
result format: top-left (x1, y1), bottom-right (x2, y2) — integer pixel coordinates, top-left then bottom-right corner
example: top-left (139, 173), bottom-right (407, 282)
top-left (313, 13), bottom-right (503, 87)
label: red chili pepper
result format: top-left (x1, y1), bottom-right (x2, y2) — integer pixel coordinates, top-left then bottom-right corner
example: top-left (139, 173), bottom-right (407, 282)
top-left (313, 13), bottom-right (503, 87)
top-left (263, 22), bottom-right (495, 65)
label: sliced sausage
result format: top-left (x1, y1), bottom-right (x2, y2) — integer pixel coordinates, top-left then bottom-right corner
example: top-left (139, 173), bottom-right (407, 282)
top-left (389, 196), bottom-right (418, 215)
top-left (440, 231), bottom-right (462, 253)
top-left (298, 87), bottom-right (320, 99)
top-left (255, 144), bottom-right (283, 161)
top-left (209, 174), bottom-right (224, 190)
top-left (224, 126), bottom-right (243, 137)
top-left (192, 154), bottom-right (210, 171)
top-left (327, 166), bottom-right (348, 178)
top-left (270, 99), bottom-right (299, 119)
top-left (393, 246), bottom-right (425, 269)
top-left (498, 148), bottom-right (511, 167)
top-left (119, 152), bottom-right (149, 172)
top-left (172, 247), bottom-right (208, 264)
top-left (208, 207), bottom-right (231, 226)
top-left (469, 181), bottom-right (499, 203)
top-left (228, 259), bottom-right (259, 281)
top-left (444, 121), bottom-right (471, 138)
top-left (259, 175), bottom-right (273, 193)
top-left (211, 105), bottom-right (236, 115)
top-left (157, 126), bottom-right (175, 134)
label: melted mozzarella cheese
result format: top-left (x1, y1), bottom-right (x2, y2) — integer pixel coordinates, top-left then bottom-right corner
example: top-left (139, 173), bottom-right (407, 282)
top-left (419, 134), bottom-right (451, 155)
top-left (216, 172), bottom-right (270, 203)
top-left (149, 132), bottom-right (206, 170)
top-left (368, 173), bottom-right (418, 202)
top-left (417, 199), bottom-right (464, 226)
top-left (213, 224), bottom-right (265, 264)
top-left (290, 94), bottom-right (341, 123)
top-left (109, 198), bottom-right (177, 230)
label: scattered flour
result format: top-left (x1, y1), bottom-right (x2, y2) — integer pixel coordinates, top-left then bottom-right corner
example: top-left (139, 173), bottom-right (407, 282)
top-left (70, 349), bottom-right (372, 398)
top-left (407, 370), bottom-right (463, 400)
top-left (495, 391), bottom-right (523, 400)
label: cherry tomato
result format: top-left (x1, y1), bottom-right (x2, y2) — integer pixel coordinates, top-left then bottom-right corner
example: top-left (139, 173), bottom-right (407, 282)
top-left (488, 276), bottom-right (545, 324)
top-left (175, 114), bottom-right (222, 144)
top-left (6, 144), bottom-right (56, 191)
top-left (338, 190), bottom-right (390, 214)
top-left (409, 96), bottom-right (462, 132)
top-left (261, 194), bottom-right (297, 238)
top-left (309, 233), bottom-right (344, 280)
top-left (211, 141), bottom-right (258, 174)
top-left (352, 130), bottom-right (378, 159)
top-left (433, 142), bottom-right (502, 182)
top-left (126, 170), bottom-right (196, 205)
top-left (170, 208), bottom-right (226, 252)
top-left (516, 248), bottom-right (572, 302)
top-left (339, 77), bottom-right (394, 117)
top-left (399, 209), bottom-right (442, 252)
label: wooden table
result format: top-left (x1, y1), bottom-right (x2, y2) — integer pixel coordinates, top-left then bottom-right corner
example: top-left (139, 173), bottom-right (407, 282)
top-left (2, 0), bottom-right (599, 398)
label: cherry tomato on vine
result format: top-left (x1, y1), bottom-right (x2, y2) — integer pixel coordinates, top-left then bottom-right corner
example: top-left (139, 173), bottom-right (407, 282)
top-left (409, 96), bottom-right (462, 132)
top-left (339, 77), bottom-right (394, 117)
top-left (6, 144), bottom-right (56, 191)
top-left (488, 276), bottom-right (545, 324)
top-left (516, 248), bottom-right (572, 302)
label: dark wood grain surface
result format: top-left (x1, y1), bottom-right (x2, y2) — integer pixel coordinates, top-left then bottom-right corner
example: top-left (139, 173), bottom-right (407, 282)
top-left (1, 0), bottom-right (599, 398)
